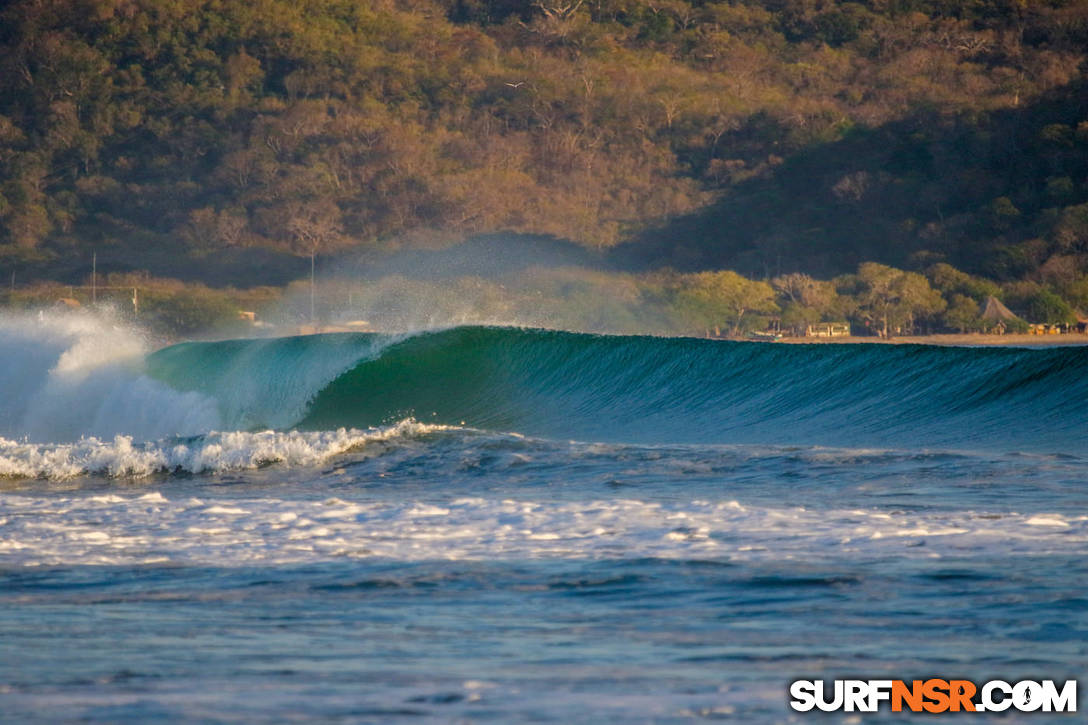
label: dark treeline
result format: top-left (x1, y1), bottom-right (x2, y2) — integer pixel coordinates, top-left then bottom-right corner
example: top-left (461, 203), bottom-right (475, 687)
top-left (1, 0), bottom-right (1087, 318)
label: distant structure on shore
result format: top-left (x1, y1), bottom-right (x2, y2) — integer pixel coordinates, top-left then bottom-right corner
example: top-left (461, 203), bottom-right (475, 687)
top-left (980, 295), bottom-right (1020, 334)
top-left (805, 322), bottom-right (851, 338)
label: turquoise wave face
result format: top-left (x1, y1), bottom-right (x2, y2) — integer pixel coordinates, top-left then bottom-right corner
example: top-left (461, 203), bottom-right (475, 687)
top-left (146, 332), bottom-right (383, 431)
top-left (147, 326), bottom-right (1088, 453)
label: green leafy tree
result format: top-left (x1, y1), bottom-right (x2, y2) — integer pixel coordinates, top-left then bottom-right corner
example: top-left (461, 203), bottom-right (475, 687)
top-left (943, 294), bottom-right (982, 333)
top-left (855, 263), bottom-right (945, 337)
top-left (675, 270), bottom-right (778, 335)
top-left (925, 263), bottom-right (1000, 302)
top-left (772, 272), bottom-right (844, 334)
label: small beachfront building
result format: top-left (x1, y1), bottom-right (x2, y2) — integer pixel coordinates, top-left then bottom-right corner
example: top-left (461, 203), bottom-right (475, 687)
top-left (805, 322), bottom-right (850, 337)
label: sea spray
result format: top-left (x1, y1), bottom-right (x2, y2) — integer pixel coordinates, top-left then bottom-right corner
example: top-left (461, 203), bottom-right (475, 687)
top-left (0, 310), bottom-right (220, 443)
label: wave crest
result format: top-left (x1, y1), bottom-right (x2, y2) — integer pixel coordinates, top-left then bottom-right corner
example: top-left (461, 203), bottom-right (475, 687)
top-left (0, 420), bottom-right (444, 480)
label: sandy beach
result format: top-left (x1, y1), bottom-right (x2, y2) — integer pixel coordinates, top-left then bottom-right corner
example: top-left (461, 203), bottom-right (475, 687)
top-left (776, 333), bottom-right (1088, 346)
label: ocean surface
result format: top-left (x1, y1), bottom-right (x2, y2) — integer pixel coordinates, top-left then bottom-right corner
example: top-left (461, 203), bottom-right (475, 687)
top-left (1, 312), bottom-right (1086, 723)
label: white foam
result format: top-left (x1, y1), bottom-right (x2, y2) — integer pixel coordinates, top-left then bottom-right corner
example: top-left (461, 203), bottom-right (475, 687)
top-left (0, 419), bottom-right (444, 479)
top-left (1, 492), bottom-right (1083, 567)
top-left (0, 310), bottom-right (220, 442)
top-left (1025, 515), bottom-right (1070, 527)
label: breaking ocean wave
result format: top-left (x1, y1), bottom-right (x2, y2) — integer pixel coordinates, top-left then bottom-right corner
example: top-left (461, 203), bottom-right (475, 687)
top-left (6, 311), bottom-right (1088, 455)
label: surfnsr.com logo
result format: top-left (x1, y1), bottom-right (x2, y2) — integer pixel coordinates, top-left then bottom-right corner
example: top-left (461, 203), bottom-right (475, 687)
top-left (790, 679), bottom-right (1077, 713)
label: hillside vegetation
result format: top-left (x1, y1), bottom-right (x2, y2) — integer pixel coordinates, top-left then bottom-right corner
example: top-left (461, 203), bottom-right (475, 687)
top-left (1, 0), bottom-right (1087, 331)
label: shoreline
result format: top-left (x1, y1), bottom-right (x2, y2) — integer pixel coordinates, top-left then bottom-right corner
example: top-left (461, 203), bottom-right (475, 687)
top-left (772, 333), bottom-right (1088, 347)
top-left (235, 328), bottom-right (1088, 347)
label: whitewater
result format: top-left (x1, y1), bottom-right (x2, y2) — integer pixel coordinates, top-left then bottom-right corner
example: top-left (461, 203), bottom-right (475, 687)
top-left (1, 310), bottom-right (1085, 723)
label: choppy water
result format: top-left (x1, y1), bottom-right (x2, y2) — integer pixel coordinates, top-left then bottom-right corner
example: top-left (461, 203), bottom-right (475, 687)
top-left (1, 312), bottom-right (1085, 722)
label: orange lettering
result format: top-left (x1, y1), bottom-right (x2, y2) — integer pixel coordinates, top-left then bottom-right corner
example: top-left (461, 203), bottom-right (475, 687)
top-left (892, 680), bottom-right (924, 712)
top-left (949, 680), bottom-right (976, 712)
top-left (922, 679), bottom-right (951, 713)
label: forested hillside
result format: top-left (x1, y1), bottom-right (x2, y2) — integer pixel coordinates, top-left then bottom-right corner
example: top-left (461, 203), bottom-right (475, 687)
top-left (1, 0), bottom-right (1087, 296)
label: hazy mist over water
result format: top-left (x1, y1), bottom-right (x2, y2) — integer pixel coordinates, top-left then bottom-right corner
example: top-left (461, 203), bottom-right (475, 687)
top-left (268, 236), bottom-right (684, 335)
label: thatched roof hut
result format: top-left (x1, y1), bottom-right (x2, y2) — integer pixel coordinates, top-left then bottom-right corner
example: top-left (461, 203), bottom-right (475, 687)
top-left (980, 296), bottom-right (1018, 322)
